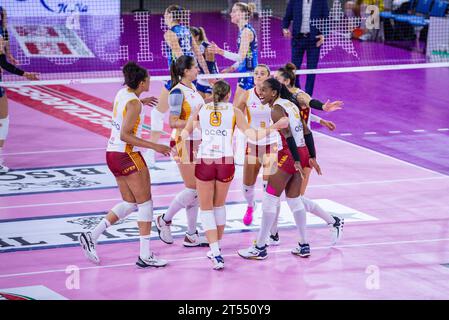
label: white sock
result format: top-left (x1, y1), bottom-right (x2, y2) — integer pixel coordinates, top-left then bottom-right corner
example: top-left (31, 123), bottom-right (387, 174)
top-left (91, 218), bottom-right (111, 242)
top-left (209, 241), bottom-right (220, 257)
top-left (185, 202), bottom-right (199, 235)
top-left (292, 208), bottom-right (307, 244)
top-left (256, 194), bottom-right (279, 248)
top-left (301, 196), bottom-right (335, 225)
top-left (139, 235), bottom-right (151, 260)
top-left (243, 184), bottom-right (255, 208)
top-left (164, 188), bottom-right (197, 222)
top-left (270, 205), bottom-right (281, 236)
top-left (0, 147), bottom-right (4, 165)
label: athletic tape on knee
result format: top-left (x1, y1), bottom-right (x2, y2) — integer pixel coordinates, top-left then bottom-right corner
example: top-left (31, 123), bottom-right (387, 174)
top-left (200, 210), bottom-right (216, 231)
top-left (111, 201), bottom-right (136, 219)
top-left (150, 108), bottom-right (165, 132)
top-left (0, 117), bottom-right (9, 140)
top-left (262, 192), bottom-right (280, 214)
top-left (137, 200), bottom-right (153, 222)
top-left (286, 197), bottom-right (306, 214)
top-left (214, 206), bottom-right (226, 226)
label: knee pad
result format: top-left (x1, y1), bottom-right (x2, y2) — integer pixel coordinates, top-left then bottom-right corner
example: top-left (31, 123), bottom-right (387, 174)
top-left (150, 108), bottom-right (165, 132)
top-left (262, 192), bottom-right (280, 214)
top-left (200, 210), bottom-right (216, 231)
top-left (137, 200), bottom-right (153, 222)
top-left (214, 206), bottom-right (226, 226)
top-left (176, 188), bottom-right (198, 206)
top-left (286, 196), bottom-right (305, 213)
top-left (111, 201), bottom-right (136, 220)
top-left (0, 117), bottom-right (9, 140)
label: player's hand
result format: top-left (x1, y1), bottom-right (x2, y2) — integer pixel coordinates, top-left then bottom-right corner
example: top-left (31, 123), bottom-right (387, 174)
top-left (320, 119), bottom-right (336, 131)
top-left (7, 54), bottom-right (19, 65)
top-left (294, 161), bottom-right (305, 179)
top-left (23, 72), bottom-right (39, 81)
top-left (221, 66), bottom-right (235, 74)
top-left (323, 99), bottom-right (344, 112)
top-left (141, 96), bottom-right (158, 107)
top-left (153, 144), bottom-right (171, 156)
top-left (309, 158), bottom-right (322, 175)
top-left (282, 28), bottom-right (292, 39)
top-left (209, 42), bottom-right (223, 55)
top-left (316, 35), bottom-right (325, 47)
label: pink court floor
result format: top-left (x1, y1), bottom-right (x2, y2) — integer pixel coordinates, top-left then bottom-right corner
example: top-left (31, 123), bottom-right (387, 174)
top-left (1, 67), bottom-right (449, 300)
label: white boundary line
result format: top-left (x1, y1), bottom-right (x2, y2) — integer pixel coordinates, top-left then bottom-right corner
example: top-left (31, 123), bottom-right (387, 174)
top-left (3, 62), bottom-right (449, 86)
top-left (1, 237), bottom-right (449, 279)
top-left (1, 176), bottom-right (447, 210)
top-left (3, 147), bottom-right (105, 156)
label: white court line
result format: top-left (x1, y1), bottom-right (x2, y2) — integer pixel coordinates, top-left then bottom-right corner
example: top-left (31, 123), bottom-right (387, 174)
top-left (315, 132), bottom-right (448, 177)
top-left (364, 132), bottom-right (377, 135)
top-left (389, 131), bottom-right (401, 134)
top-left (3, 147), bottom-right (105, 156)
top-left (438, 128), bottom-right (449, 132)
top-left (1, 176), bottom-right (447, 210)
top-left (2, 237), bottom-right (449, 279)
top-left (413, 129), bottom-right (426, 133)
top-left (340, 133), bottom-right (353, 136)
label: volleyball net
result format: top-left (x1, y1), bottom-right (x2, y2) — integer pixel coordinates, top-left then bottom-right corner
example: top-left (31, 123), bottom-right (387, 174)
top-left (2, 0), bottom-right (449, 86)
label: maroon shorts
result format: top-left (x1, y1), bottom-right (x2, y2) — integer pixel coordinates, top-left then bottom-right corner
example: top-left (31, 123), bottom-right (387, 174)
top-left (106, 151), bottom-right (147, 177)
top-left (277, 146), bottom-right (310, 175)
top-left (170, 138), bottom-right (200, 164)
top-left (195, 157), bottom-right (235, 183)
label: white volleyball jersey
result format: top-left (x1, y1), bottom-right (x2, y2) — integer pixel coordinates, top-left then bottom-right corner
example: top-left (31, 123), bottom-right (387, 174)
top-left (274, 97), bottom-right (305, 147)
top-left (292, 87), bottom-right (314, 127)
top-left (245, 87), bottom-right (279, 146)
top-left (107, 87), bottom-right (145, 153)
top-left (170, 82), bottom-right (205, 141)
top-left (197, 102), bottom-right (236, 159)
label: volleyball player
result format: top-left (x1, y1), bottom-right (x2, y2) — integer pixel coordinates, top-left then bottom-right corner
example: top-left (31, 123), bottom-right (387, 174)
top-left (145, 4), bottom-right (211, 168)
top-left (154, 55), bottom-right (208, 248)
top-left (190, 26), bottom-right (219, 101)
top-left (78, 62), bottom-right (171, 268)
top-left (267, 63), bottom-right (344, 246)
top-left (210, 2), bottom-right (258, 165)
top-left (231, 64), bottom-right (278, 226)
top-left (181, 80), bottom-right (288, 269)
top-left (0, 12), bottom-right (39, 172)
top-left (238, 78), bottom-right (343, 259)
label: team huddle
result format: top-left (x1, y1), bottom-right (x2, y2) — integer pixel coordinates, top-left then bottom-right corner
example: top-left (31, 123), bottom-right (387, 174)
top-left (78, 2), bottom-right (345, 270)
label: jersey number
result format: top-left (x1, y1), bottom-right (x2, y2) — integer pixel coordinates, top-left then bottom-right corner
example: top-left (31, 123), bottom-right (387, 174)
top-left (210, 112), bottom-right (222, 127)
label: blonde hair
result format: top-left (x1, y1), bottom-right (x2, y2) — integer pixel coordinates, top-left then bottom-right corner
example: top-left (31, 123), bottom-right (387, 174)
top-left (234, 2), bottom-right (256, 19)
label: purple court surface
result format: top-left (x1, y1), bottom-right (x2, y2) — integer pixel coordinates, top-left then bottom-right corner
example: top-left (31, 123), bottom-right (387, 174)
top-left (1, 12), bottom-right (449, 300)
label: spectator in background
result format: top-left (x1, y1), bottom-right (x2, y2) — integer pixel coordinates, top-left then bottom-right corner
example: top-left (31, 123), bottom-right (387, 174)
top-left (282, 0), bottom-right (329, 96)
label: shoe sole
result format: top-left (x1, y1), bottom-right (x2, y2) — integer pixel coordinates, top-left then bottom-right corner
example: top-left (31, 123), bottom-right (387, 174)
top-left (136, 262), bottom-right (167, 268)
top-left (291, 252), bottom-right (311, 258)
top-left (237, 252), bottom-right (268, 260)
top-left (213, 264), bottom-right (224, 270)
top-left (183, 242), bottom-right (209, 248)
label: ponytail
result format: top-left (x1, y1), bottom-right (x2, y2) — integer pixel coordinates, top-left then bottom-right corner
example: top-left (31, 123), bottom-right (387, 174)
top-left (170, 55), bottom-right (195, 89)
top-left (212, 80), bottom-right (231, 116)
